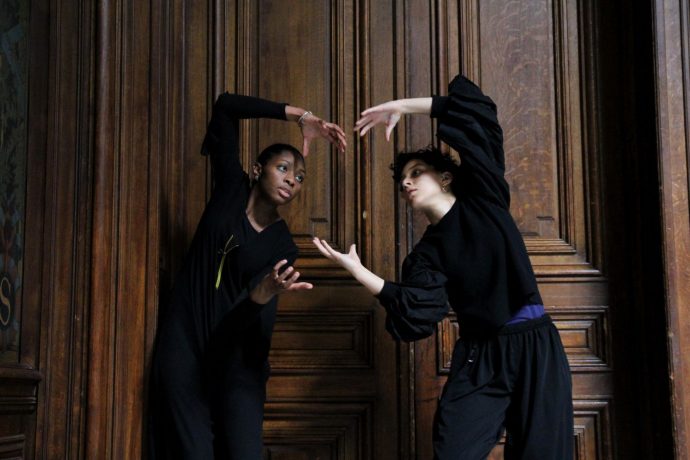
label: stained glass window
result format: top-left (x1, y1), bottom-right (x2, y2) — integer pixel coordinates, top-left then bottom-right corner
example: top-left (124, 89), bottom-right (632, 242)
top-left (0, 0), bottom-right (29, 363)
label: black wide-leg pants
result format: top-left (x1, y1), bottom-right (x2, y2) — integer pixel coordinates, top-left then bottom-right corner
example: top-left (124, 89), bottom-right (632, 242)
top-left (433, 315), bottom-right (573, 460)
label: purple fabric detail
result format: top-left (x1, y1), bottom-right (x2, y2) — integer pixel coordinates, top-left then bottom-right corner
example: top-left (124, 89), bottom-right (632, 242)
top-left (505, 304), bottom-right (545, 325)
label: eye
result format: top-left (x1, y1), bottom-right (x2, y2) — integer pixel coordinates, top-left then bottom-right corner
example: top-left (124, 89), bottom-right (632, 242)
top-left (277, 164), bottom-right (288, 173)
top-left (411, 169), bottom-right (421, 177)
top-left (295, 174), bottom-right (304, 183)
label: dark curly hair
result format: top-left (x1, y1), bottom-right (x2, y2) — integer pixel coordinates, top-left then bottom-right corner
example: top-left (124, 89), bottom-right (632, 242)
top-left (390, 146), bottom-right (460, 190)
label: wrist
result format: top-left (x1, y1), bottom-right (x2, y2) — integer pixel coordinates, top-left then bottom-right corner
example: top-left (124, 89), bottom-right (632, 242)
top-left (249, 286), bottom-right (272, 305)
top-left (297, 111), bottom-right (313, 127)
top-left (285, 105), bottom-right (309, 123)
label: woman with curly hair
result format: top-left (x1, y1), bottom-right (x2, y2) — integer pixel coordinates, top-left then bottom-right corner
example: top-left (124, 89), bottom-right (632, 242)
top-left (314, 75), bottom-right (572, 459)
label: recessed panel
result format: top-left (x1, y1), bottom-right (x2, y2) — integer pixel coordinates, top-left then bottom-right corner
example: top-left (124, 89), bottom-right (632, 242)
top-left (263, 402), bottom-right (371, 460)
top-left (270, 312), bottom-right (373, 370)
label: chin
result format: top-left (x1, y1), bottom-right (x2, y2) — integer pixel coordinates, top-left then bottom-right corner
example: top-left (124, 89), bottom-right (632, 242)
top-left (406, 197), bottom-right (421, 209)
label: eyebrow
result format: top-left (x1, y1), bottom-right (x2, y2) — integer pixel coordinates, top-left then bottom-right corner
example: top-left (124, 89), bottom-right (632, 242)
top-left (401, 161), bottom-right (425, 175)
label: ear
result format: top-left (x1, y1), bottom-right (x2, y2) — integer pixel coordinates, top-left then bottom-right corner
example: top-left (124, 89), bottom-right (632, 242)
top-left (252, 162), bottom-right (263, 180)
top-left (441, 171), bottom-right (453, 185)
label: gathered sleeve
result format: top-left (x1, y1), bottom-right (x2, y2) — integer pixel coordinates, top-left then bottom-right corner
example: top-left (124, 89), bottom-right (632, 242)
top-left (431, 75), bottom-right (511, 208)
top-left (201, 93), bottom-right (288, 190)
top-left (376, 252), bottom-right (450, 342)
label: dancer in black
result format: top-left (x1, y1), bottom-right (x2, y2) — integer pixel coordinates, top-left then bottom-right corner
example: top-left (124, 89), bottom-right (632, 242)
top-left (149, 93), bottom-right (346, 459)
top-left (314, 75), bottom-right (573, 459)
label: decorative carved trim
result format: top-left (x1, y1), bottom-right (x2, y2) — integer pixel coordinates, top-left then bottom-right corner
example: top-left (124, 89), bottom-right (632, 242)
top-left (551, 308), bottom-right (610, 371)
top-left (270, 312), bottom-right (374, 371)
top-left (263, 401), bottom-right (372, 460)
top-left (573, 399), bottom-right (613, 459)
top-left (0, 434), bottom-right (25, 459)
top-left (0, 367), bottom-right (39, 413)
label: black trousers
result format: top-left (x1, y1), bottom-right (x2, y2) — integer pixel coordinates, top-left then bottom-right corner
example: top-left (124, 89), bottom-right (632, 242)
top-left (433, 315), bottom-right (573, 460)
top-left (148, 316), bottom-right (269, 460)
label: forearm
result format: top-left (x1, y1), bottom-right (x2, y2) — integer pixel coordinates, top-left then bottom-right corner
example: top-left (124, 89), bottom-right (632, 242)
top-left (349, 264), bottom-right (385, 296)
top-left (215, 93), bottom-right (287, 120)
top-left (398, 97), bottom-right (433, 115)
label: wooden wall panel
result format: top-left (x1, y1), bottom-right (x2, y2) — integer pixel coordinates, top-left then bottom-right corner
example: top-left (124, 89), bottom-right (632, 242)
top-left (653, 0), bottom-right (690, 457)
top-left (88, 0), bottom-right (157, 457)
top-left (9, 0), bottom-right (683, 458)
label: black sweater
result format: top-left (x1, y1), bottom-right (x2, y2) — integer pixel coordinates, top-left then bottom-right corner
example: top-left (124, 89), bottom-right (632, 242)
top-left (376, 76), bottom-right (543, 340)
top-left (159, 93), bottom-right (298, 360)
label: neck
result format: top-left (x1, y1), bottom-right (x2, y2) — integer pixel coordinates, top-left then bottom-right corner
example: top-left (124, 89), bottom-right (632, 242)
top-left (422, 194), bottom-right (456, 225)
top-left (246, 187), bottom-right (280, 230)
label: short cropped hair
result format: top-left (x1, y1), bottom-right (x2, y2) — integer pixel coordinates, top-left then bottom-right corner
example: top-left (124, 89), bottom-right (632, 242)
top-left (257, 143), bottom-right (304, 166)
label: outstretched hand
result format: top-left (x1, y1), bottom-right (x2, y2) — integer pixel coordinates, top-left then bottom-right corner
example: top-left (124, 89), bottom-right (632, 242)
top-left (300, 115), bottom-right (347, 156)
top-left (312, 238), bottom-right (362, 274)
top-left (250, 259), bottom-right (313, 304)
top-left (354, 100), bottom-right (404, 141)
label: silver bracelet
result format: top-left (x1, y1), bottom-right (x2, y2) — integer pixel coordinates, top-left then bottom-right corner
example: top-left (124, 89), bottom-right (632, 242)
top-left (297, 111), bottom-right (313, 127)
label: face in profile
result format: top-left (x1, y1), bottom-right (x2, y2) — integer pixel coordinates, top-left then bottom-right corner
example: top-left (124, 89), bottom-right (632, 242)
top-left (399, 159), bottom-right (449, 209)
top-left (255, 151), bottom-right (306, 206)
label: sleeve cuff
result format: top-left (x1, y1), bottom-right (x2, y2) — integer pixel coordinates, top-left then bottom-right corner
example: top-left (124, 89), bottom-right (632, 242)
top-left (430, 95), bottom-right (449, 118)
top-left (277, 102), bottom-right (289, 120)
top-left (376, 280), bottom-right (399, 304)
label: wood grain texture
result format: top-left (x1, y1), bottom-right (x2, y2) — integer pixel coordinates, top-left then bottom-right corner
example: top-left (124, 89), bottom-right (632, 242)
top-left (652, 0), bottom-right (690, 457)
top-left (10, 0), bottom-right (684, 459)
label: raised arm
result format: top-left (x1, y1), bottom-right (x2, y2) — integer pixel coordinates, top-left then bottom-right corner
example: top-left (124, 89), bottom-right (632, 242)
top-left (354, 98), bottom-right (433, 140)
top-left (202, 93), bottom-right (346, 190)
top-left (355, 76), bottom-right (510, 207)
top-left (432, 75), bottom-right (509, 206)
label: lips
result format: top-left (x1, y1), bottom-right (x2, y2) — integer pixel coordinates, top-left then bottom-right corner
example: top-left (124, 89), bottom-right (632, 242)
top-left (277, 187), bottom-right (292, 199)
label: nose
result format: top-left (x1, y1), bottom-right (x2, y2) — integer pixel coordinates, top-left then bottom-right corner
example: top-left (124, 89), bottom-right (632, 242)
top-left (284, 174), bottom-right (295, 187)
top-left (401, 177), bottom-right (412, 191)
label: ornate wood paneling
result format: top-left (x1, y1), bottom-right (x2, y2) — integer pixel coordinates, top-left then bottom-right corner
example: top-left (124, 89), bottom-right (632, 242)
top-left (263, 402), bottom-right (372, 460)
top-left (572, 400), bottom-right (613, 459)
top-left (0, 434), bottom-right (25, 459)
top-left (271, 311), bottom-right (373, 370)
top-left (12, 0), bottom-right (683, 459)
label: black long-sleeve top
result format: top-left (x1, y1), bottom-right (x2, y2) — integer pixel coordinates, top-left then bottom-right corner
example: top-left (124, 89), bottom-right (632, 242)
top-left (376, 75), bottom-right (543, 340)
top-left (159, 93), bottom-right (298, 361)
